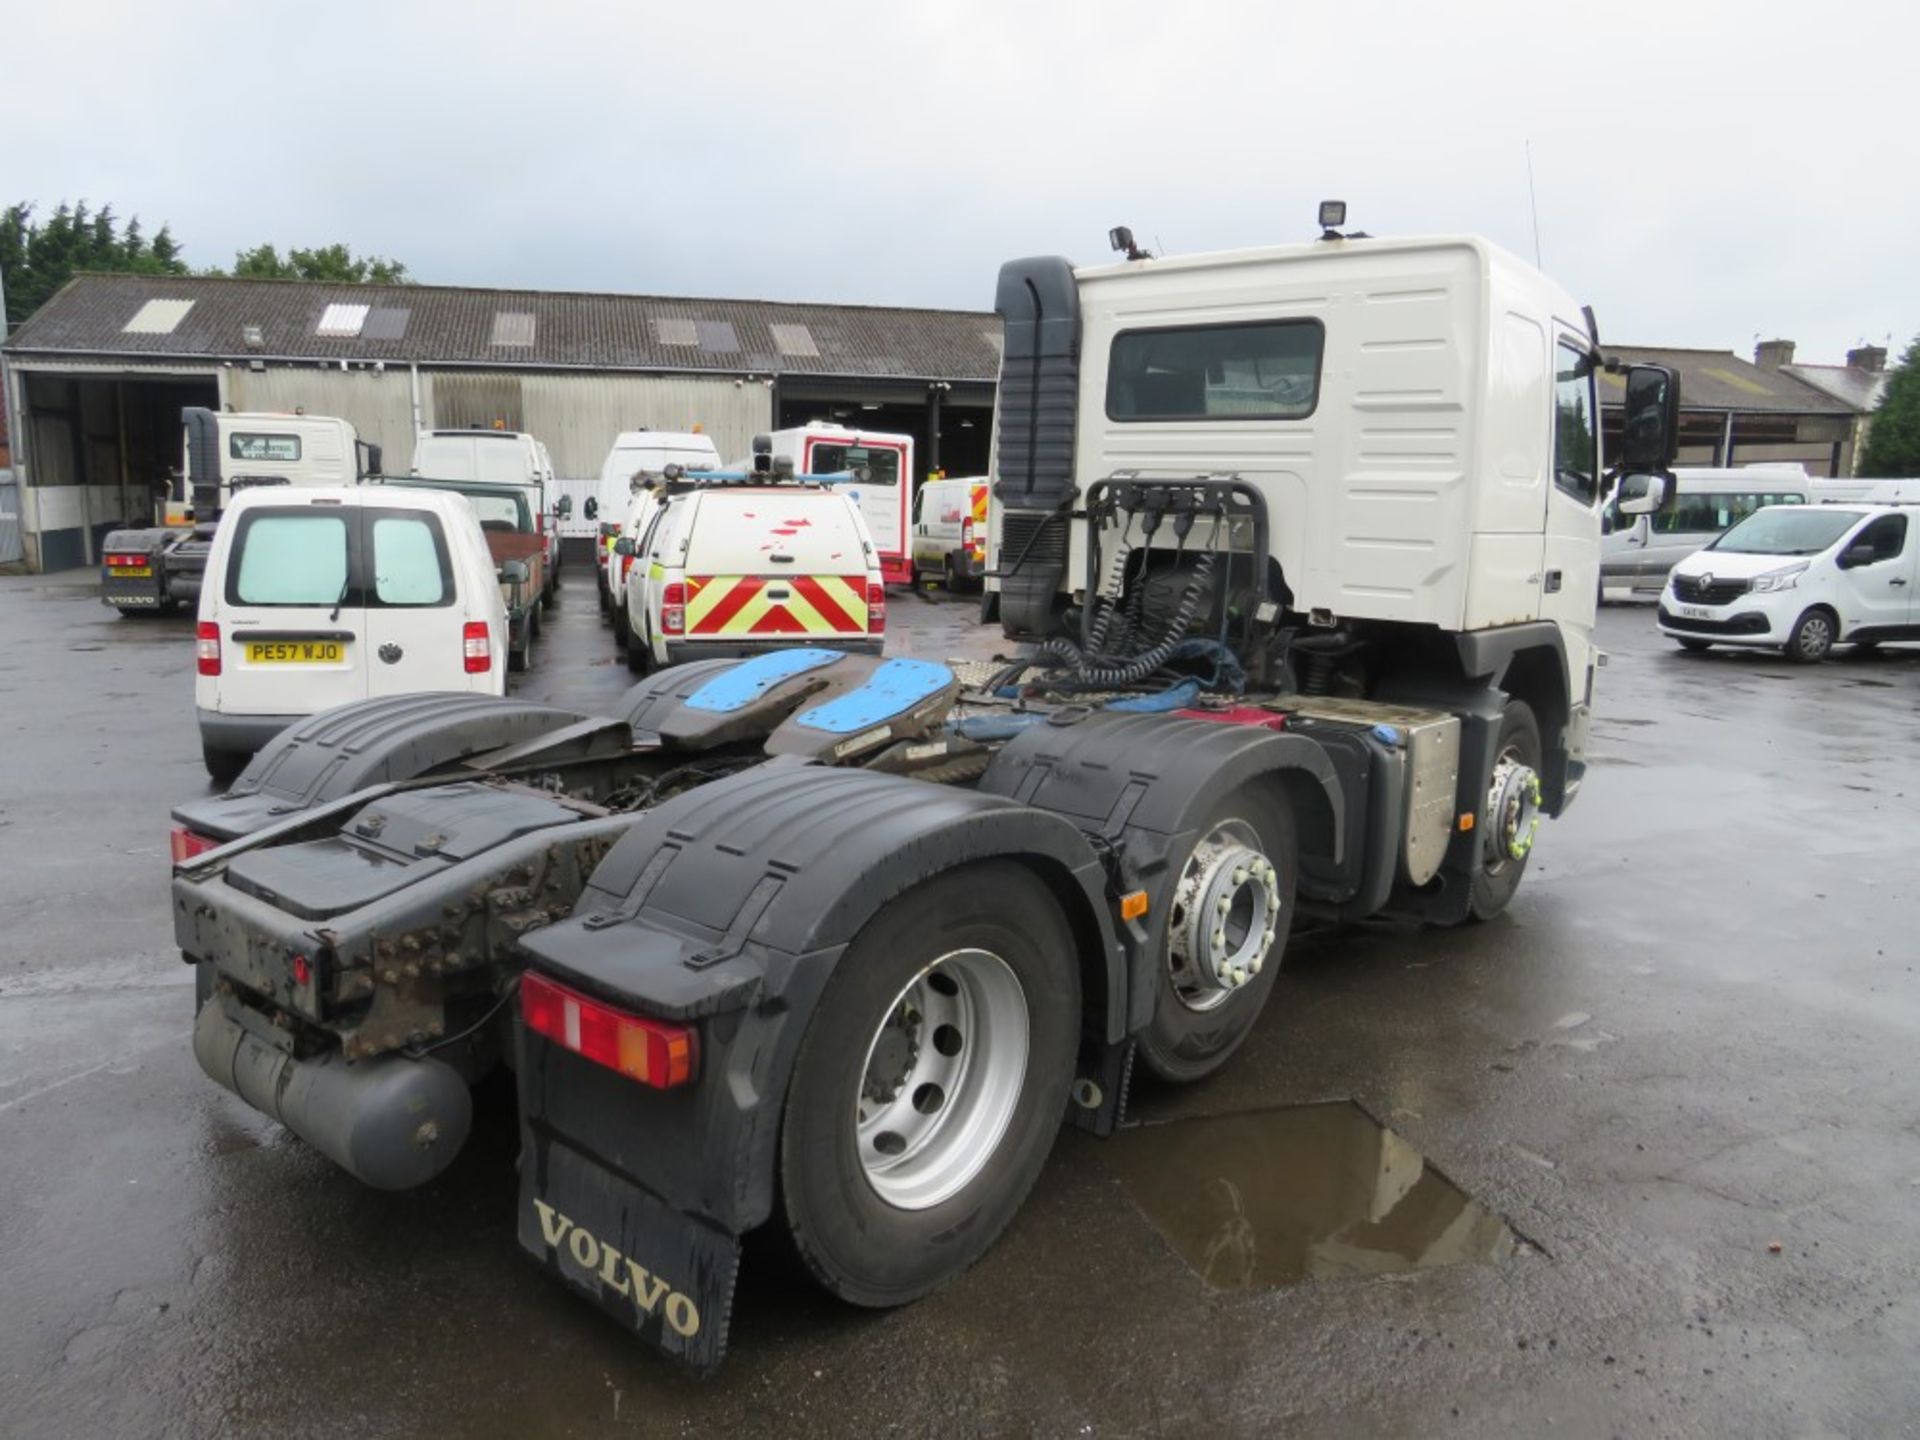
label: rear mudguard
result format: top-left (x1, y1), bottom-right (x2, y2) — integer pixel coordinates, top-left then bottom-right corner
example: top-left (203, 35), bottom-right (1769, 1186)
top-left (513, 762), bottom-right (1120, 1370)
top-left (100, 527), bottom-right (180, 609)
top-left (977, 712), bottom-right (1345, 1033)
top-left (174, 692), bottom-right (615, 842)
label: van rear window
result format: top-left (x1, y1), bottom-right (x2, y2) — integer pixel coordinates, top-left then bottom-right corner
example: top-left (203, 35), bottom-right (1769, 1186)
top-left (371, 514), bottom-right (453, 606)
top-left (232, 514), bottom-right (349, 606)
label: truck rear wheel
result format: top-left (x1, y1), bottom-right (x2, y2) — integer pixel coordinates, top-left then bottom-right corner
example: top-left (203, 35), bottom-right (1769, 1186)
top-left (1135, 787), bottom-right (1296, 1085)
top-left (778, 862), bottom-right (1080, 1308)
top-left (1469, 700), bottom-right (1542, 920)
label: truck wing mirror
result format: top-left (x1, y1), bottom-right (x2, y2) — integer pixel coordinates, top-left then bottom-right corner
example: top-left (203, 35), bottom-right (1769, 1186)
top-left (1613, 472), bottom-right (1671, 517)
top-left (1619, 364), bottom-right (1681, 474)
top-left (583, 496), bottom-right (599, 521)
top-left (555, 494), bottom-right (572, 520)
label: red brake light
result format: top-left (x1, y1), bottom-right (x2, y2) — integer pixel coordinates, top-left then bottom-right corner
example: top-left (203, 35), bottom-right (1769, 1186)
top-left (170, 826), bottom-right (220, 864)
top-left (867, 581), bottom-right (886, 633)
top-left (620, 553), bottom-right (635, 583)
top-left (961, 517), bottom-right (974, 549)
top-left (463, 621), bottom-right (492, 673)
top-left (521, 971), bottom-right (696, 1089)
top-left (196, 622), bottom-right (221, 676)
top-left (662, 581), bottom-right (686, 635)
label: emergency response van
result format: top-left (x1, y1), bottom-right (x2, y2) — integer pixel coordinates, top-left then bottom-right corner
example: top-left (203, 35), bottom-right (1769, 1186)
top-left (194, 487), bottom-right (510, 782)
top-left (911, 475), bottom-right (989, 591)
top-left (620, 480), bottom-right (884, 671)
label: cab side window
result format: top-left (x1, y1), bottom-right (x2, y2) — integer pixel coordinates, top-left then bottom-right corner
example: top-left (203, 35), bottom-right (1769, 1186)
top-left (1552, 343), bottom-right (1598, 505)
top-left (1854, 514), bottom-right (1909, 563)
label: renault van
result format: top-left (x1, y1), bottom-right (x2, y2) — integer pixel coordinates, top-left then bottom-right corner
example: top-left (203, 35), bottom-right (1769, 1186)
top-left (1657, 502), bottom-right (1920, 661)
top-left (195, 487), bottom-right (510, 782)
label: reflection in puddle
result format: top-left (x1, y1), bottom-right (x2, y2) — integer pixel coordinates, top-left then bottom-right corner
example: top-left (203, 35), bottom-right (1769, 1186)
top-left (1105, 1101), bottom-right (1515, 1290)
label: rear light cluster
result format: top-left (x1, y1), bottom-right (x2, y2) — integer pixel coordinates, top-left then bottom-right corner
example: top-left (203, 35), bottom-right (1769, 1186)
top-left (521, 971), bottom-right (696, 1089)
top-left (620, 553), bottom-right (636, 585)
top-left (867, 581), bottom-right (886, 633)
top-left (169, 826), bottom-right (221, 864)
top-left (105, 552), bottom-right (145, 569)
top-left (463, 621), bottom-right (492, 673)
top-left (661, 581), bottom-right (686, 635)
top-left (196, 622), bottom-right (221, 676)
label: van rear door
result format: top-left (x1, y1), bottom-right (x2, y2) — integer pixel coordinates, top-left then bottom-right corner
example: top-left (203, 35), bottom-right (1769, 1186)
top-left (682, 492), bottom-right (873, 641)
top-left (362, 503), bottom-right (476, 695)
top-left (215, 501), bottom-right (363, 716)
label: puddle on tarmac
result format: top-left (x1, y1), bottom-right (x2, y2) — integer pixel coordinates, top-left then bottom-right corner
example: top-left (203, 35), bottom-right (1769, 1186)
top-left (1105, 1101), bottom-right (1516, 1291)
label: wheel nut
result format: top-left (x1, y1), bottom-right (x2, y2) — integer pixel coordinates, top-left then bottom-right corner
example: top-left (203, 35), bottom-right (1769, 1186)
top-left (1232, 868), bottom-right (1247, 885)
top-left (1231, 967), bottom-right (1247, 985)
top-left (1211, 928), bottom-right (1227, 951)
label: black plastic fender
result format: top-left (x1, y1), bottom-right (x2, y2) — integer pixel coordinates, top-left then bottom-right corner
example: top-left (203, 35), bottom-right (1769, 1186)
top-left (516, 763), bottom-right (1120, 1235)
top-left (977, 713), bottom-right (1344, 1034)
top-left (173, 692), bottom-right (605, 842)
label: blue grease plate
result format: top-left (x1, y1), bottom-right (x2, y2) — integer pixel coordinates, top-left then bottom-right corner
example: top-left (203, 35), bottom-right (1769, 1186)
top-left (794, 658), bottom-right (955, 734)
top-left (683, 649), bottom-right (843, 714)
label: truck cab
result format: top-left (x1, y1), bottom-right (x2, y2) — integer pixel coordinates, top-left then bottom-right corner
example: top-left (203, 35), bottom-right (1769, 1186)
top-left (103, 408), bottom-right (380, 615)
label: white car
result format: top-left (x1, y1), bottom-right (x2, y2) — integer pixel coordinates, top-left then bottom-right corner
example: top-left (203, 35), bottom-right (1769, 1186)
top-left (621, 482), bottom-right (884, 671)
top-left (1657, 503), bottom-right (1920, 662)
top-left (588, 431), bottom-right (722, 611)
top-left (195, 486), bottom-right (510, 783)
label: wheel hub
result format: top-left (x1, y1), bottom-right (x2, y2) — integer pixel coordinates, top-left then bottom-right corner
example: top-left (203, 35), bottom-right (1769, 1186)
top-left (855, 949), bottom-right (1029, 1212)
top-left (1484, 758), bottom-right (1542, 866)
top-left (1169, 826), bottom-right (1280, 1011)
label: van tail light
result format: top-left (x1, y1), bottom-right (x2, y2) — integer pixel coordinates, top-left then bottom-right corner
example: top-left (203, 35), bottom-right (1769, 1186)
top-left (867, 581), bottom-right (886, 633)
top-left (170, 826), bottom-right (220, 864)
top-left (463, 621), bottom-right (492, 673)
top-left (521, 971), bottom-right (696, 1089)
top-left (961, 517), bottom-right (974, 550)
top-left (620, 553), bottom-right (635, 584)
top-left (196, 622), bottom-right (221, 676)
top-left (662, 581), bottom-right (686, 635)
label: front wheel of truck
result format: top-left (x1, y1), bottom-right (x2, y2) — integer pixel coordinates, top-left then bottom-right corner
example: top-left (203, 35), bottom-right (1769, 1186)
top-left (779, 862), bottom-right (1080, 1308)
top-left (1135, 785), bottom-right (1296, 1085)
top-left (1469, 700), bottom-right (1543, 920)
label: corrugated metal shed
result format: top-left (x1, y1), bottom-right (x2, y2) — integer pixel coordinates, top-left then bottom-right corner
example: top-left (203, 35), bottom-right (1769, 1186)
top-left (4, 273), bottom-right (1004, 382)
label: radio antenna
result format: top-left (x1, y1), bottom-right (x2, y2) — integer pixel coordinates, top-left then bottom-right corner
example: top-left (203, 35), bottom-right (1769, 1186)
top-left (1525, 139), bottom-right (1543, 268)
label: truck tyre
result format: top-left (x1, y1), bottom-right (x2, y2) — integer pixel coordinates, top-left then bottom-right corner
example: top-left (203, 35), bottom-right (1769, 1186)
top-left (1135, 786), bottom-right (1297, 1085)
top-left (1469, 700), bottom-right (1543, 921)
top-left (1786, 607), bottom-right (1836, 664)
top-left (779, 861), bottom-right (1080, 1308)
top-left (202, 744), bottom-right (248, 788)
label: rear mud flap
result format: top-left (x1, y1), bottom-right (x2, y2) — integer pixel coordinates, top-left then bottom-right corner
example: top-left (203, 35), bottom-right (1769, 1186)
top-left (518, 1128), bottom-right (740, 1372)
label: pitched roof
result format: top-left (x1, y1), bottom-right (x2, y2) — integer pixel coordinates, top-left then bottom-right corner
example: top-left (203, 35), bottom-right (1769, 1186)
top-left (1601, 346), bottom-right (1854, 415)
top-left (2, 273), bottom-right (1005, 383)
top-left (1780, 362), bottom-right (1887, 414)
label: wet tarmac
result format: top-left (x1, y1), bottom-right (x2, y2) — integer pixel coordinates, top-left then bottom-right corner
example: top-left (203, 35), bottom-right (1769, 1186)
top-left (3, 568), bottom-right (1919, 1438)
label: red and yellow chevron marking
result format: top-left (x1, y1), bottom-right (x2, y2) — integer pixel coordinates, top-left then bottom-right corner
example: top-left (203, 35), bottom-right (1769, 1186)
top-left (686, 573), bottom-right (869, 636)
top-left (970, 483), bottom-right (988, 527)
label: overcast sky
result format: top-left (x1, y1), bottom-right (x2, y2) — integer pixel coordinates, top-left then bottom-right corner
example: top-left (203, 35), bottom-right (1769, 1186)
top-left (11, 1), bottom-right (1916, 363)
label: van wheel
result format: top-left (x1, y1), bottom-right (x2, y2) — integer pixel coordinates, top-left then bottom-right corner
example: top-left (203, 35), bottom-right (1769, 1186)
top-left (1786, 608), bottom-right (1836, 664)
top-left (508, 630), bottom-right (530, 673)
top-left (1470, 701), bottom-right (1542, 921)
top-left (597, 580), bottom-right (610, 615)
top-left (625, 635), bottom-right (651, 674)
top-left (1676, 638), bottom-right (1712, 653)
top-left (1136, 785), bottom-right (1296, 1085)
top-left (779, 862), bottom-right (1079, 1307)
top-left (202, 745), bottom-right (248, 789)
top-left (612, 605), bottom-right (631, 650)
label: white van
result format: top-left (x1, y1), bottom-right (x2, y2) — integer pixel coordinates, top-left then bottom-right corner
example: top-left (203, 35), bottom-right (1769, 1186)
top-left (195, 487), bottom-right (510, 782)
top-left (1602, 466), bottom-right (1810, 596)
top-left (621, 483), bottom-right (884, 671)
top-left (910, 475), bottom-right (988, 591)
top-left (411, 429), bottom-right (562, 602)
top-left (588, 431), bottom-right (723, 608)
top-left (1657, 502), bottom-right (1920, 661)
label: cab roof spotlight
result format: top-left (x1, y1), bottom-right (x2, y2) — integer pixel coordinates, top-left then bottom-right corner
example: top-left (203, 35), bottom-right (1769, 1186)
top-left (1108, 226), bottom-right (1150, 262)
top-left (1318, 200), bottom-right (1347, 240)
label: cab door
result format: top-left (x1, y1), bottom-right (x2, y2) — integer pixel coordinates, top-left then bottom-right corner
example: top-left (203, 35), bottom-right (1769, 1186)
top-left (1832, 513), bottom-right (1917, 636)
top-left (1537, 337), bottom-right (1602, 689)
top-left (361, 503), bottom-right (474, 695)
